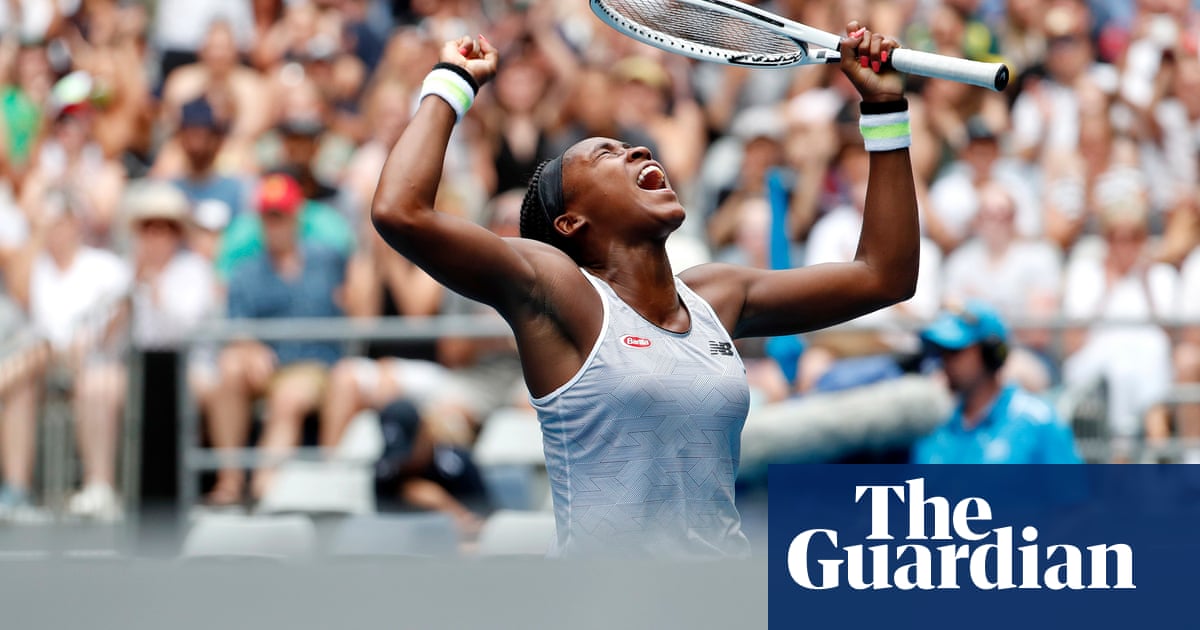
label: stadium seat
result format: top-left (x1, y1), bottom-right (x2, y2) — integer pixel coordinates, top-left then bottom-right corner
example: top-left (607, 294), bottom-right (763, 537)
top-left (333, 409), bottom-right (385, 461)
top-left (476, 510), bottom-right (555, 556)
top-left (254, 461), bottom-right (375, 516)
top-left (473, 408), bottom-right (544, 466)
top-left (474, 408), bottom-right (550, 511)
top-left (181, 514), bottom-right (316, 562)
top-left (329, 513), bottom-right (459, 559)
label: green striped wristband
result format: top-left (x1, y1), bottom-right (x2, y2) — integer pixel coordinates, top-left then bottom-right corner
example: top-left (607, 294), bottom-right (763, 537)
top-left (420, 68), bottom-right (476, 122)
top-left (860, 110), bottom-right (911, 152)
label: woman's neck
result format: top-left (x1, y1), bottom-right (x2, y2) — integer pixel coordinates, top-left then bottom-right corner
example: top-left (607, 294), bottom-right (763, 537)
top-left (587, 242), bottom-right (686, 331)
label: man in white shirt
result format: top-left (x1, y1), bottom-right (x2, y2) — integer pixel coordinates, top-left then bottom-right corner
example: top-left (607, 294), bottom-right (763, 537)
top-left (20, 189), bottom-right (131, 520)
top-left (941, 183), bottom-right (1062, 390)
top-left (1061, 196), bottom-right (1177, 445)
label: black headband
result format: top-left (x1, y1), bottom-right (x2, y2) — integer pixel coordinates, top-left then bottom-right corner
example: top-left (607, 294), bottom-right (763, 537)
top-left (536, 155), bottom-right (566, 225)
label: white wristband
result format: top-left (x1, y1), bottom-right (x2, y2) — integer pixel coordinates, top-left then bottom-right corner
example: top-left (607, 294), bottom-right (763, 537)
top-left (419, 68), bottom-right (476, 122)
top-left (860, 110), bottom-right (912, 152)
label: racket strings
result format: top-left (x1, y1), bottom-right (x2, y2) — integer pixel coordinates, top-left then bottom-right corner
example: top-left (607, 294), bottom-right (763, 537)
top-left (595, 0), bottom-right (803, 59)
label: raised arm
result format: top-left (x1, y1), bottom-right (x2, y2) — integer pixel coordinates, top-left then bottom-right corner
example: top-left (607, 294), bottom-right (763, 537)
top-left (683, 23), bottom-right (919, 338)
top-left (370, 36), bottom-right (545, 311)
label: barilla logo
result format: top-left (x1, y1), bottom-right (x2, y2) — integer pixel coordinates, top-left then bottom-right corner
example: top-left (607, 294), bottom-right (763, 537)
top-left (788, 478), bottom-right (1135, 591)
top-left (621, 335), bottom-right (652, 348)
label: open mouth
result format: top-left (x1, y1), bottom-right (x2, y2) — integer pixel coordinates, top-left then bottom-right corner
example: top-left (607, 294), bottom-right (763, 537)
top-left (636, 163), bottom-right (669, 191)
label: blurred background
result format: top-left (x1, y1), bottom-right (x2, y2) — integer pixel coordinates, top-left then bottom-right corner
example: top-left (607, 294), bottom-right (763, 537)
top-left (0, 0), bottom-right (1198, 564)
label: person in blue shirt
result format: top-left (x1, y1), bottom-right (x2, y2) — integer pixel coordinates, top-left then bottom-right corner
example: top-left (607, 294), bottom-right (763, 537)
top-left (205, 173), bottom-right (349, 505)
top-left (913, 300), bottom-right (1082, 464)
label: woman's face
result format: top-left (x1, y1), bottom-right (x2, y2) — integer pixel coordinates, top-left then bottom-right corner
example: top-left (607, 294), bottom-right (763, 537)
top-left (559, 137), bottom-right (686, 242)
top-left (135, 219), bottom-right (182, 266)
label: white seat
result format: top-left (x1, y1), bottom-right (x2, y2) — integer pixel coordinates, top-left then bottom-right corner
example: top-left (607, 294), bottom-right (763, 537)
top-left (181, 514), bottom-right (316, 561)
top-left (255, 461), bottom-right (375, 516)
top-left (330, 513), bottom-right (459, 558)
top-left (476, 510), bottom-right (556, 557)
top-left (333, 410), bottom-right (385, 462)
top-left (473, 408), bottom-right (544, 467)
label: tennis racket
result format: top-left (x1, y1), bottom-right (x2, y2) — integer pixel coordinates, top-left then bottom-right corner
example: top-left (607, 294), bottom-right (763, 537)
top-left (589, 0), bottom-right (1010, 91)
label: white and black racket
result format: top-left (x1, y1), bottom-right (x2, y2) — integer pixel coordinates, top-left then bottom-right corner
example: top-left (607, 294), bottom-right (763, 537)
top-left (590, 0), bottom-right (1010, 91)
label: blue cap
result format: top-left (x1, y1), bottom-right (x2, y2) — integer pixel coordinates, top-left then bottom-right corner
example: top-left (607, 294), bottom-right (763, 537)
top-left (180, 97), bottom-right (220, 130)
top-left (921, 299), bottom-right (1008, 351)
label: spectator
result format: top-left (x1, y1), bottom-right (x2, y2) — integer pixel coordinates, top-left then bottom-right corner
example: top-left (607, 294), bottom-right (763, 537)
top-left (926, 117), bottom-right (1041, 252)
top-left (0, 40), bottom-right (51, 182)
top-left (1061, 193), bottom-right (1178, 447)
top-left (261, 114), bottom-right (345, 211)
top-left (160, 20), bottom-right (269, 174)
top-left (125, 182), bottom-right (217, 350)
top-left (21, 72), bottom-right (127, 247)
top-left (12, 188), bottom-right (131, 520)
top-left (475, 40), bottom-right (562, 197)
top-left (913, 300), bottom-right (1082, 463)
top-left (372, 398), bottom-right (489, 540)
top-left (153, 0), bottom-right (256, 82)
top-left (799, 142), bottom-right (943, 393)
top-left (609, 55), bottom-right (706, 191)
top-left (163, 98), bottom-right (252, 223)
top-left (941, 182), bottom-right (1061, 389)
top-left (214, 166), bottom-right (353, 279)
top-left (1010, 3), bottom-right (1115, 164)
top-left (546, 67), bottom-right (656, 164)
top-left (205, 174), bottom-right (348, 504)
top-left (706, 107), bottom-right (813, 258)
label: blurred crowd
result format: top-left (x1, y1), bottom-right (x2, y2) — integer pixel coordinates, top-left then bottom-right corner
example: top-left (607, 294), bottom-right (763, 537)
top-left (1, 0), bottom-right (1200, 523)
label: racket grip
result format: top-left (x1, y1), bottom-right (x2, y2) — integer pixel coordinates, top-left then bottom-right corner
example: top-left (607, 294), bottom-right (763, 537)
top-left (889, 48), bottom-right (1009, 91)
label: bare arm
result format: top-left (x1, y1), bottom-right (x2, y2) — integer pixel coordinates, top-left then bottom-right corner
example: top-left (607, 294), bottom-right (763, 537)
top-left (370, 37), bottom-right (543, 312)
top-left (683, 25), bottom-right (919, 338)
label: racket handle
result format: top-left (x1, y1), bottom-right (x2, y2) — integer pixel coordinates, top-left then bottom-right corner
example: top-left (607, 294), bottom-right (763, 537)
top-left (889, 48), bottom-right (1010, 91)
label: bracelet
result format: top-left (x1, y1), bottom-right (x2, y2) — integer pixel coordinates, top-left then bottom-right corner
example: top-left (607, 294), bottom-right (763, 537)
top-left (859, 99), bottom-right (911, 152)
top-left (419, 63), bottom-right (480, 122)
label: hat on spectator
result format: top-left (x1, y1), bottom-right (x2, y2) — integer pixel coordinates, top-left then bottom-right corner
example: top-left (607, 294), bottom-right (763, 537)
top-left (612, 56), bottom-right (670, 91)
top-left (48, 71), bottom-right (94, 120)
top-left (374, 399), bottom-right (422, 483)
top-left (965, 116), bottom-right (999, 143)
top-left (256, 173), bottom-right (305, 215)
top-left (732, 106), bottom-right (785, 143)
top-left (180, 98), bottom-right (223, 132)
top-left (125, 181), bottom-right (192, 228)
top-left (921, 299), bottom-right (1008, 351)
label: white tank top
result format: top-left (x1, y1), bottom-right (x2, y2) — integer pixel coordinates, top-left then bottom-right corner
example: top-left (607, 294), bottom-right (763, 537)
top-left (532, 271), bottom-right (752, 559)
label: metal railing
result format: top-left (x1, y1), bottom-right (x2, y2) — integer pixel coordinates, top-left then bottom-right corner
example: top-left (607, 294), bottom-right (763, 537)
top-left (169, 313), bottom-right (1200, 507)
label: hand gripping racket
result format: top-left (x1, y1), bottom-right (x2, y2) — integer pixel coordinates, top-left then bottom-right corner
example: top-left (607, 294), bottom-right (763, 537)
top-left (589, 0), bottom-right (1010, 91)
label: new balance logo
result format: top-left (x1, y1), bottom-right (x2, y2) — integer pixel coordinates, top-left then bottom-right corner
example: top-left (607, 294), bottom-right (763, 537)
top-left (709, 341), bottom-right (734, 356)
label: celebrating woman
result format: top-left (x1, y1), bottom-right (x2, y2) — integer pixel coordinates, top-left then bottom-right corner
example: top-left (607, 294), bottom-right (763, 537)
top-left (371, 23), bottom-right (918, 558)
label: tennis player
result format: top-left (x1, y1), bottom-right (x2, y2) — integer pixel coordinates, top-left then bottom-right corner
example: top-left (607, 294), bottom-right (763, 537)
top-left (372, 23), bottom-right (918, 558)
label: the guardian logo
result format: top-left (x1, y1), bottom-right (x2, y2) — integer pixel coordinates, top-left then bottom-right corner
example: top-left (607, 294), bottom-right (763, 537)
top-left (788, 478), bottom-right (1135, 591)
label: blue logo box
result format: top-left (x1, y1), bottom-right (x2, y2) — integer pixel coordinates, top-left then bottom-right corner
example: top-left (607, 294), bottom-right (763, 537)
top-left (768, 465), bottom-right (1200, 629)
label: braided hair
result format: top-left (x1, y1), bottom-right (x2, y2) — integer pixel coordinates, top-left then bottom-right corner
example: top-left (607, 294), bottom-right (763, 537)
top-left (520, 159), bottom-right (574, 255)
